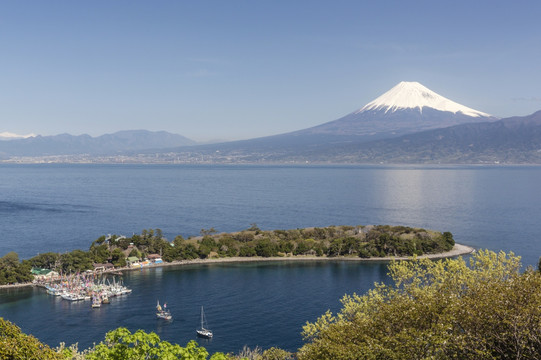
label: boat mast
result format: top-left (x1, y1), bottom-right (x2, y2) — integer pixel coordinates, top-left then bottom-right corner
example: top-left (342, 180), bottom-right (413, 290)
top-left (200, 306), bottom-right (204, 329)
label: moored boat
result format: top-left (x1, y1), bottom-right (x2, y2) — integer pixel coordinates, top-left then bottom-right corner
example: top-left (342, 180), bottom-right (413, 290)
top-left (91, 295), bottom-right (101, 308)
top-left (42, 273), bottom-right (132, 304)
top-left (196, 306), bottom-right (213, 338)
top-left (101, 294), bottom-right (110, 304)
top-left (156, 300), bottom-right (172, 320)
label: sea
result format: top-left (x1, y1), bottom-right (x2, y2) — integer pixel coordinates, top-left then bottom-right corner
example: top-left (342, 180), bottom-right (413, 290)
top-left (0, 164), bottom-right (540, 354)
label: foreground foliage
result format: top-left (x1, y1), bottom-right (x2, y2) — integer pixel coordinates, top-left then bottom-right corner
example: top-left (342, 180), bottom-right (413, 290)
top-left (0, 318), bottom-right (62, 360)
top-left (299, 250), bottom-right (541, 359)
top-left (4, 249), bottom-right (541, 359)
top-left (85, 328), bottom-right (228, 360)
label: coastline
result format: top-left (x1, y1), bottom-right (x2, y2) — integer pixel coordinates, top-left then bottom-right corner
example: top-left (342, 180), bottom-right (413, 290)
top-left (0, 243), bottom-right (474, 290)
top-left (137, 243), bottom-right (475, 269)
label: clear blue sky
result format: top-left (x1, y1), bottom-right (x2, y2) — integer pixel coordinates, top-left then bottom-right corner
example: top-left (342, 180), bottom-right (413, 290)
top-left (1, 1), bottom-right (540, 141)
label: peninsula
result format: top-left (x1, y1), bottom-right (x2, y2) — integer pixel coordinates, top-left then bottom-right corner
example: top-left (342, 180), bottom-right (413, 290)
top-left (0, 224), bottom-right (473, 287)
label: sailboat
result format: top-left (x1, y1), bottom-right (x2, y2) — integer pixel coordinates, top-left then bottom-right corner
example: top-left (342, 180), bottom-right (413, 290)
top-left (156, 300), bottom-right (172, 320)
top-left (196, 306), bottom-right (213, 338)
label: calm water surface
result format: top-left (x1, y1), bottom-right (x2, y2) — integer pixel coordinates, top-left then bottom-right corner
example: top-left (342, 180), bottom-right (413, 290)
top-left (1, 164), bottom-right (540, 353)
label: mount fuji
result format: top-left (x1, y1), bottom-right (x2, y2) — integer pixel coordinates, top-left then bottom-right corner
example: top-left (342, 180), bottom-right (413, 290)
top-left (183, 81), bottom-right (498, 157)
top-left (289, 81), bottom-right (497, 141)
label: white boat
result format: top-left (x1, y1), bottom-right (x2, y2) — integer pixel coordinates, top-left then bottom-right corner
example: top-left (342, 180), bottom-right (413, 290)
top-left (101, 293), bottom-right (110, 304)
top-left (156, 300), bottom-right (172, 320)
top-left (91, 295), bottom-right (101, 308)
top-left (196, 306), bottom-right (213, 338)
top-left (61, 292), bottom-right (84, 301)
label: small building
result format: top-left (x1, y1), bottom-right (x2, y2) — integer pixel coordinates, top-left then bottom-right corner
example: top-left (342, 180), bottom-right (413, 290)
top-left (147, 254), bottom-right (164, 264)
top-left (31, 268), bottom-right (59, 280)
top-left (127, 256), bottom-right (141, 268)
top-left (140, 260), bottom-right (150, 267)
top-left (93, 263), bottom-right (115, 272)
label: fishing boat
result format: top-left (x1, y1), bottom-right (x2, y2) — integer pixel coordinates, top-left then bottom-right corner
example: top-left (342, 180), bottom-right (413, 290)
top-left (196, 306), bottom-right (213, 338)
top-left (91, 295), bottom-right (101, 308)
top-left (101, 294), bottom-right (110, 304)
top-left (156, 301), bottom-right (172, 320)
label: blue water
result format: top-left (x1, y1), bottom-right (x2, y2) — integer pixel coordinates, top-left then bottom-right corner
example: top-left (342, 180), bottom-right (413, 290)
top-left (1, 164), bottom-right (541, 353)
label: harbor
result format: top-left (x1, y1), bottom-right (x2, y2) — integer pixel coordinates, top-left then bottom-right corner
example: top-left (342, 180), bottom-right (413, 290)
top-left (35, 271), bottom-right (132, 306)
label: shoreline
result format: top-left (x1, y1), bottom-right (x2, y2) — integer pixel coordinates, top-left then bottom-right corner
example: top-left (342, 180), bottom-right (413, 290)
top-left (0, 243), bottom-right (474, 290)
top-left (135, 243), bottom-right (475, 268)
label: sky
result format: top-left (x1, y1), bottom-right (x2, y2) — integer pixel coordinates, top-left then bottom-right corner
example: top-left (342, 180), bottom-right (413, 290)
top-left (1, 1), bottom-right (541, 142)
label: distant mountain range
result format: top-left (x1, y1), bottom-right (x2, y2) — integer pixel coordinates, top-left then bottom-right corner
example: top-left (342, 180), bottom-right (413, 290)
top-left (2, 82), bottom-right (540, 164)
top-left (0, 130), bottom-right (195, 158)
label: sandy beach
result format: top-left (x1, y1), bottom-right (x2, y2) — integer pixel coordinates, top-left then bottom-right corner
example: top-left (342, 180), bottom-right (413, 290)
top-left (0, 243), bottom-right (474, 290)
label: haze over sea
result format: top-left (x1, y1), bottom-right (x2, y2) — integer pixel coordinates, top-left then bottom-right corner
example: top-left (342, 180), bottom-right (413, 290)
top-left (1, 164), bottom-right (540, 353)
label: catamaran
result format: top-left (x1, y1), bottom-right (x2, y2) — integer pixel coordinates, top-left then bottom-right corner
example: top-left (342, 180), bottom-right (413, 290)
top-left (196, 306), bottom-right (213, 338)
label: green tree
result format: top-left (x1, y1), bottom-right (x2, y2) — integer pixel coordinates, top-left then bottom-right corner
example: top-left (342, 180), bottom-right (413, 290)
top-left (0, 318), bottom-right (62, 360)
top-left (0, 252), bottom-right (33, 285)
top-left (255, 238), bottom-right (277, 257)
top-left (198, 245), bottom-right (212, 259)
top-left (128, 248), bottom-right (142, 259)
top-left (239, 244), bottom-right (256, 257)
top-left (86, 327), bottom-right (228, 360)
top-left (326, 239), bottom-right (343, 257)
top-left (181, 244), bottom-right (199, 260)
top-left (278, 240), bottom-right (294, 254)
top-left (1, 252), bottom-right (20, 268)
top-left (110, 248), bottom-right (126, 267)
top-left (59, 250), bottom-right (93, 273)
top-left (90, 243), bottom-right (111, 264)
top-left (293, 241), bottom-right (310, 255)
top-left (299, 250), bottom-right (541, 360)
top-left (442, 231), bottom-right (455, 249)
top-left (26, 252), bottom-right (59, 270)
top-left (200, 236), bottom-right (217, 249)
top-left (173, 235), bottom-right (185, 247)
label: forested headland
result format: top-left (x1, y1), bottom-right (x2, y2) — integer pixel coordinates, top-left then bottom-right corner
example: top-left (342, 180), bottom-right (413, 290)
top-left (0, 224), bottom-right (456, 285)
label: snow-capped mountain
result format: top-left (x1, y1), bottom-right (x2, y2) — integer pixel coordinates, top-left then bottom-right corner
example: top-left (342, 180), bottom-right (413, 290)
top-left (292, 81), bottom-right (497, 140)
top-left (360, 81), bottom-right (491, 117)
top-left (0, 132), bottom-right (36, 140)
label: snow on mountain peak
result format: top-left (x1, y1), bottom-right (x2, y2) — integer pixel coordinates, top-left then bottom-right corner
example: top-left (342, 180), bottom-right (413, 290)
top-left (359, 81), bottom-right (491, 117)
top-left (0, 131), bottom-right (37, 140)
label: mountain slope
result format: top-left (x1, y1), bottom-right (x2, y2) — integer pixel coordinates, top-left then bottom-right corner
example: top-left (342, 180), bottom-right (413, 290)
top-left (151, 110), bottom-right (541, 164)
top-left (314, 110), bottom-right (541, 164)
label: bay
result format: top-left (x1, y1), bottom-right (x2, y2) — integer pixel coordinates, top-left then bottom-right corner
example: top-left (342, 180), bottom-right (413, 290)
top-left (1, 164), bottom-right (540, 353)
